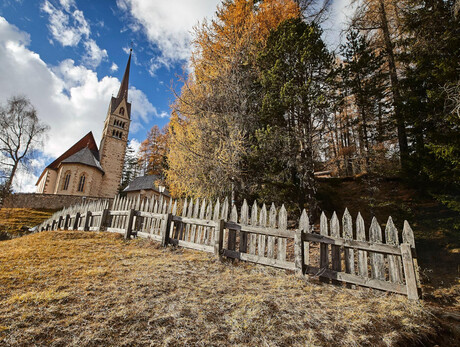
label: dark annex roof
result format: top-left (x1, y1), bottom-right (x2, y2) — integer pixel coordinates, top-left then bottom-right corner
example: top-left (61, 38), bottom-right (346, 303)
top-left (123, 175), bottom-right (170, 196)
top-left (61, 147), bottom-right (103, 173)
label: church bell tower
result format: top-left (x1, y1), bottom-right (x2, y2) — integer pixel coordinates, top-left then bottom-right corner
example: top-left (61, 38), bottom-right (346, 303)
top-left (99, 49), bottom-right (132, 198)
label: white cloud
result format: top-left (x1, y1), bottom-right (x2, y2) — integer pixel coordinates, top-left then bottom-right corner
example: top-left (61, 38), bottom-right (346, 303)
top-left (83, 38), bottom-right (108, 68)
top-left (0, 17), bottom-right (159, 192)
top-left (41, 0), bottom-right (107, 68)
top-left (117, 0), bottom-right (220, 72)
top-left (110, 62), bottom-right (118, 72)
top-left (128, 138), bottom-right (141, 155)
top-left (41, 0), bottom-right (90, 47)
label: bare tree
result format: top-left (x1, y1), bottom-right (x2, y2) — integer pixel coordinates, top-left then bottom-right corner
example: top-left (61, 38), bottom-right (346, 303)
top-left (0, 96), bottom-right (48, 192)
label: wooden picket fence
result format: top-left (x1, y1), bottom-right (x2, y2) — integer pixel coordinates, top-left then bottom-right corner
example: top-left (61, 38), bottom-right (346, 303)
top-left (39, 195), bottom-right (421, 300)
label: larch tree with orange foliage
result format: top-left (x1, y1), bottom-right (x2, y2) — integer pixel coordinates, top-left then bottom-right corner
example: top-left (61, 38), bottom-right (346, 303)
top-left (167, 0), bottom-right (301, 200)
top-left (138, 125), bottom-right (169, 178)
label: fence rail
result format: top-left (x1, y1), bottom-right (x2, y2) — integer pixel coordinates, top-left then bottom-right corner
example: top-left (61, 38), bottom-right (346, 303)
top-left (38, 195), bottom-right (421, 300)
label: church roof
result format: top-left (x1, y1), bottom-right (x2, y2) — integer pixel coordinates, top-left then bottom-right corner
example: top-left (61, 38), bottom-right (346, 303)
top-left (35, 132), bottom-right (100, 185)
top-left (61, 147), bottom-right (104, 173)
top-left (123, 175), bottom-right (170, 196)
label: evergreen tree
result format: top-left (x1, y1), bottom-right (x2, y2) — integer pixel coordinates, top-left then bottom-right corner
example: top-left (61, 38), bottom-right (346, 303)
top-left (119, 145), bottom-right (141, 194)
top-left (254, 18), bottom-right (332, 213)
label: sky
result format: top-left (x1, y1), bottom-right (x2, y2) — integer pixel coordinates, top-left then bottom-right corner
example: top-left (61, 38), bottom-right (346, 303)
top-left (0, 0), bottom-right (353, 192)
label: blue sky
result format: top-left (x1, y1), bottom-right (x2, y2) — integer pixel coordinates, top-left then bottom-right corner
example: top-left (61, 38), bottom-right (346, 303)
top-left (0, 0), bottom-right (351, 192)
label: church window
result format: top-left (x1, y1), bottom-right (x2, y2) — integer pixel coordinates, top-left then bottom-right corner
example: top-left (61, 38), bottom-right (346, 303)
top-left (63, 172), bottom-right (71, 190)
top-left (77, 174), bottom-right (86, 192)
top-left (120, 107), bottom-right (124, 116)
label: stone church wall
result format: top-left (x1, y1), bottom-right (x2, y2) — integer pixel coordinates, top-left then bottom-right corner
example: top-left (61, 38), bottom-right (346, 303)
top-left (2, 193), bottom-right (113, 210)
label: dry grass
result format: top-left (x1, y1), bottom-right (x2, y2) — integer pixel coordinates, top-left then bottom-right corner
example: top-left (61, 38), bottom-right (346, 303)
top-left (0, 231), bottom-right (442, 347)
top-left (0, 208), bottom-right (55, 239)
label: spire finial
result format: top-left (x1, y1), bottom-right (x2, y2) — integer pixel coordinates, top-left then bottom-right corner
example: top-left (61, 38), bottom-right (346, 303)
top-left (116, 48), bottom-right (131, 101)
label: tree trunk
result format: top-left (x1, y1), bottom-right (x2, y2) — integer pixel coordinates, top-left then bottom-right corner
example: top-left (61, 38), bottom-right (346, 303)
top-left (4, 161), bottom-right (19, 192)
top-left (379, 0), bottom-right (409, 170)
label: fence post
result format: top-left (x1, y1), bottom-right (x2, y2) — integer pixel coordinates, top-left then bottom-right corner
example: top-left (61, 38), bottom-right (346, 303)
top-left (51, 220), bottom-right (57, 230)
top-left (161, 213), bottom-right (173, 247)
top-left (124, 209), bottom-right (135, 239)
top-left (72, 212), bottom-right (80, 231)
top-left (57, 216), bottom-right (63, 230)
top-left (99, 209), bottom-right (109, 231)
top-left (295, 209), bottom-right (308, 276)
top-left (64, 214), bottom-right (70, 230)
top-left (214, 219), bottom-right (225, 259)
top-left (401, 243), bottom-right (419, 300)
top-left (83, 211), bottom-right (92, 231)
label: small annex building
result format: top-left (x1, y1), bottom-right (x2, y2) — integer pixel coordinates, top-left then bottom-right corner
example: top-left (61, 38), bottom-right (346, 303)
top-left (35, 50), bottom-right (133, 199)
top-left (123, 175), bottom-right (171, 202)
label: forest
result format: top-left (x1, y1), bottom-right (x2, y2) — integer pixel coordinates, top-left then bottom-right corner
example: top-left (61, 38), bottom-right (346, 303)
top-left (122, 0), bottom-right (460, 219)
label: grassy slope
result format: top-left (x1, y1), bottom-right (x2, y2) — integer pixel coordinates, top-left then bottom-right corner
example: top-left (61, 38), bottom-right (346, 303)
top-left (0, 231), bottom-right (442, 347)
top-left (0, 208), bottom-right (55, 239)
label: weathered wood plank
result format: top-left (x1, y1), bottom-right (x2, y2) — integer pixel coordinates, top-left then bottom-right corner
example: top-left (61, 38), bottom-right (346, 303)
top-left (214, 219), bottom-right (225, 259)
top-left (237, 200), bottom-right (248, 252)
top-left (267, 203), bottom-right (276, 258)
top-left (171, 216), bottom-right (218, 228)
top-left (249, 201), bottom-right (258, 255)
top-left (296, 209), bottom-right (308, 275)
top-left (403, 220), bottom-right (421, 289)
top-left (369, 217), bottom-right (385, 281)
top-left (302, 233), bottom-right (402, 255)
top-left (224, 222), bottom-right (294, 239)
top-left (330, 212), bottom-right (341, 284)
top-left (385, 216), bottom-right (402, 283)
top-left (342, 208), bottom-right (354, 279)
top-left (258, 204), bottom-right (267, 257)
top-left (229, 204), bottom-right (238, 252)
top-left (319, 212), bottom-right (329, 283)
top-left (169, 239), bottom-right (215, 253)
top-left (356, 212), bottom-right (368, 278)
top-left (278, 205), bottom-right (287, 261)
top-left (400, 243), bottom-right (419, 300)
top-left (304, 266), bottom-right (407, 295)
top-left (223, 249), bottom-right (296, 271)
top-left (190, 198), bottom-right (200, 243)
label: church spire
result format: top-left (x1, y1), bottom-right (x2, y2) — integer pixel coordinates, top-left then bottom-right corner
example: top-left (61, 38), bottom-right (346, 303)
top-left (116, 48), bottom-right (132, 100)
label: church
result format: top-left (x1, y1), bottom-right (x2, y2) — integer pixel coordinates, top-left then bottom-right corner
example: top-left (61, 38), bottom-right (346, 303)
top-left (35, 50), bottom-right (132, 199)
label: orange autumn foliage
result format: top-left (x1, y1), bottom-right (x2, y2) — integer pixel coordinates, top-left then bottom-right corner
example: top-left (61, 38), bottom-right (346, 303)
top-left (167, 0), bottom-right (300, 198)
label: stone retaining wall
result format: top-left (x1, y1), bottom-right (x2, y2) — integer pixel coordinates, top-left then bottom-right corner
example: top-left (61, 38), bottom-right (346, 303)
top-left (2, 193), bottom-right (113, 210)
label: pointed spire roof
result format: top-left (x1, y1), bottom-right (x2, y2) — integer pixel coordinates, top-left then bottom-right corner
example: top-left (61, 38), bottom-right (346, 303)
top-left (116, 49), bottom-right (132, 100)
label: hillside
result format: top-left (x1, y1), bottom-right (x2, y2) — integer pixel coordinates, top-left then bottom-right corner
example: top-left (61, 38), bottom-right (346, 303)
top-left (0, 208), bottom-right (55, 240)
top-left (0, 230), bottom-right (447, 346)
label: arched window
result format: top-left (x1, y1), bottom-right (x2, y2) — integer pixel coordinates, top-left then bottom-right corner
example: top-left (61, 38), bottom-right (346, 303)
top-left (63, 172), bottom-right (71, 190)
top-left (119, 107), bottom-right (124, 116)
top-left (77, 174), bottom-right (86, 192)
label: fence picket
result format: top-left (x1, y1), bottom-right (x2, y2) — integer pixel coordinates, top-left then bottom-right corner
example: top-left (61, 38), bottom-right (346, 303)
top-left (385, 217), bottom-right (402, 283)
top-left (330, 212), bottom-right (341, 283)
top-left (238, 200), bottom-right (248, 252)
top-left (319, 212), bottom-right (329, 282)
top-left (370, 217), bottom-right (385, 281)
top-left (249, 201), bottom-right (258, 254)
top-left (229, 204), bottom-right (238, 251)
top-left (343, 208), bottom-right (354, 278)
top-left (278, 205), bottom-right (287, 262)
top-left (258, 204), bottom-right (267, 257)
top-left (268, 203), bottom-right (276, 259)
top-left (403, 221), bottom-right (421, 288)
top-left (356, 213), bottom-right (368, 278)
